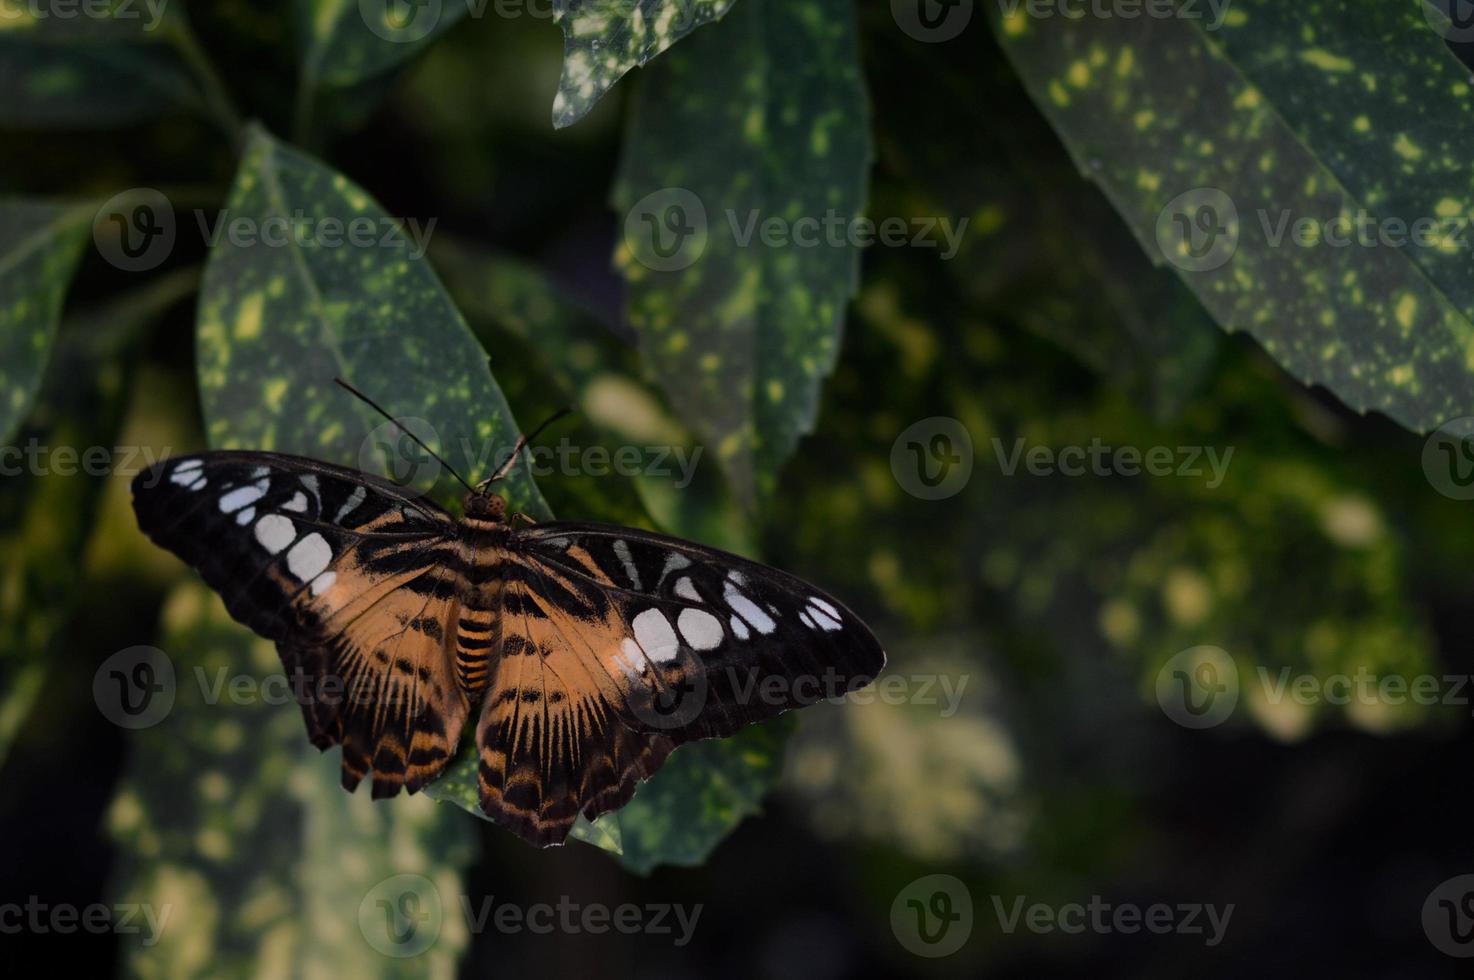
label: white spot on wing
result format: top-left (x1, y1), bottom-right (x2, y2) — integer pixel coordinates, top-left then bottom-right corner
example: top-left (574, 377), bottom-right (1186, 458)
top-left (631, 608), bottom-right (681, 663)
top-left (616, 638), bottom-right (647, 679)
top-left (254, 514), bottom-right (295, 554)
top-left (235, 506), bottom-right (255, 526)
top-left (335, 485), bottom-right (366, 522)
top-left (807, 603), bottom-right (843, 631)
top-left (286, 533), bottom-right (331, 582)
top-left (656, 552), bottom-right (691, 587)
top-left (310, 571), bottom-right (337, 596)
top-left (678, 608), bottom-right (723, 650)
top-left (810, 596), bottom-right (841, 619)
top-left (800, 611), bottom-right (817, 630)
top-left (674, 576), bottom-right (701, 602)
top-left (724, 581), bottom-right (776, 634)
top-left (173, 459), bottom-right (203, 473)
top-left (613, 539), bottom-right (642, 590)
top-left (282, 491), bottom-right (309, 513)
top-left (729, 616), bottom-right (750, 640)
top-left (218, 480), bottom-right (268, 513)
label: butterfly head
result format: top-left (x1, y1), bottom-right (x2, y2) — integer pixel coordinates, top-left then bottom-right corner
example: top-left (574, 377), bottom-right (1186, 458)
top-left (464, 486), bottom-right (507, 521)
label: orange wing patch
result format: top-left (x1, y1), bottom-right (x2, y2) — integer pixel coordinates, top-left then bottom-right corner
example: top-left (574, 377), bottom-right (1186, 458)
top-left (284, 543), bottom-right (469, 797)
top-left (475, 559), bottom-right (676, 847)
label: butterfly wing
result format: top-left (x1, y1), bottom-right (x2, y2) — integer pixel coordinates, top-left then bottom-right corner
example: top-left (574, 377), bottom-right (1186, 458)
top-left (132, 452), bottom-right (471, 796)
top-left (475, 521), bottom-right (885, 846)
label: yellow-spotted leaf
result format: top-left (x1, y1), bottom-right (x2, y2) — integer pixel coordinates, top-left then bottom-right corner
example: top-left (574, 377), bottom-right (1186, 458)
top-left (612, 0), bottom-right (871, 506)
top-left (196, 124), bottom-right (549, 517)
top-left (991, 0), bottom-right (1474, 433)
top-left (551, 0), bottom-right (737, 128)
top-left (0, 200), bottom-right (91, 446)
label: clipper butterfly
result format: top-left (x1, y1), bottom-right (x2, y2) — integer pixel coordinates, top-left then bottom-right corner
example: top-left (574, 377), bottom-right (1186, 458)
top-left (131, 425), bottom-right (884, 847)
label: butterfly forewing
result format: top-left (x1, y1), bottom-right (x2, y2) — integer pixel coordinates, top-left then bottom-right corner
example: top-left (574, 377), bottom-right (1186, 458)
top-left (132, 453), bottom-right (470, 796)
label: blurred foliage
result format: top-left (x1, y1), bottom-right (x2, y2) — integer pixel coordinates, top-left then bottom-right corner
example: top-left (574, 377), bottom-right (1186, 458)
top-left (108, 582), bottom-right (474, 978)
top-left (3, 0), bottom-right (1474, 975)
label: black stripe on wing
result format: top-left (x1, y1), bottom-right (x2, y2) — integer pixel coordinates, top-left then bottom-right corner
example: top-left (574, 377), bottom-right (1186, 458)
top-left (130, 452), bottom-right (456, 640)
top-left (509, 521), bottom-right (886, 744)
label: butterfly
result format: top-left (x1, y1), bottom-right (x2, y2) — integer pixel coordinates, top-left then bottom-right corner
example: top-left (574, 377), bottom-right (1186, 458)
top-left (130, 393), bottom-right (885, 847)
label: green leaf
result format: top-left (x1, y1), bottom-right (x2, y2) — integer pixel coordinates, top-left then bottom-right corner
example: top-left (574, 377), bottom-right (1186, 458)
top-left (551, 0), bottom-right (737, 128)
top-left (0, 0), bottom-right (217, 128)
top-left (431, 237), bottom-right (755, 552)
top-left (612, 0), bottom-right (871, 505)
top-left (0, 199), bottom-right (91, 447)
top-left (990, 0), bottom-right (1474, 434)
top-left (196, 124), bottom-right (549, 517)
top-left (108, 584), bottom-right (475, 977)
top-left (293, 0), bottom-right (467, 135)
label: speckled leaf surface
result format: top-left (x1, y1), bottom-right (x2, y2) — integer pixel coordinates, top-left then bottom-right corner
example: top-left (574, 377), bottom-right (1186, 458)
top-left (294, 0), bottom-right (468, 92)
top-left (991, 1), bottom-right (1474, 433)
top-left (109, 584), bottom-right (474, 978)
top-left (197, 125), bottom-right (548, 517)
top-left (432, 239), bottom-right (755, 553)
top-left (612, 0), bottom-right (870, 506)
top-left (0, 200), bottom-right (90, 446)
top-left (552, 0), bottom-right (736, 128)
top-left (0, 0), bottom-right (205, 127)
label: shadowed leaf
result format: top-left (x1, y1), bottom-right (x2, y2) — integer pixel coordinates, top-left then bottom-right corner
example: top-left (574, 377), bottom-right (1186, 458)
top-left (108, 583), bottom-right (474, 977)
top-left (612, 0), bottom-right (871, 505)
top-left (0, 0), bottom-right (216, 128)
top-left (991, 0), bottom-right (1474, 434)
top-left (0, 199), bottom-right (91, 446)
top-left (196, 124), bottom-right (549, 516)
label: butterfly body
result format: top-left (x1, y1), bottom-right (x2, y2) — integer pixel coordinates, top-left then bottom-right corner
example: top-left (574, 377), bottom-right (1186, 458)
top-left (132, 451), bottom-right (884, 847)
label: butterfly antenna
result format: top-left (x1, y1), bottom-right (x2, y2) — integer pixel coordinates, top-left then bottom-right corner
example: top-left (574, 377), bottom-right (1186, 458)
top-left (487, 406), bottom-right (576, 484)
top-left (333, 377), bottom-right (477, 495)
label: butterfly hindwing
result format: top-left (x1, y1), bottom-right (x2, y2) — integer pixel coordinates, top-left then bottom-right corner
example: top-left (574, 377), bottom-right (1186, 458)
top-left (132, 453), bottom-right (470, 796)
top-left (473, 521), bottom-right (886, 845)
